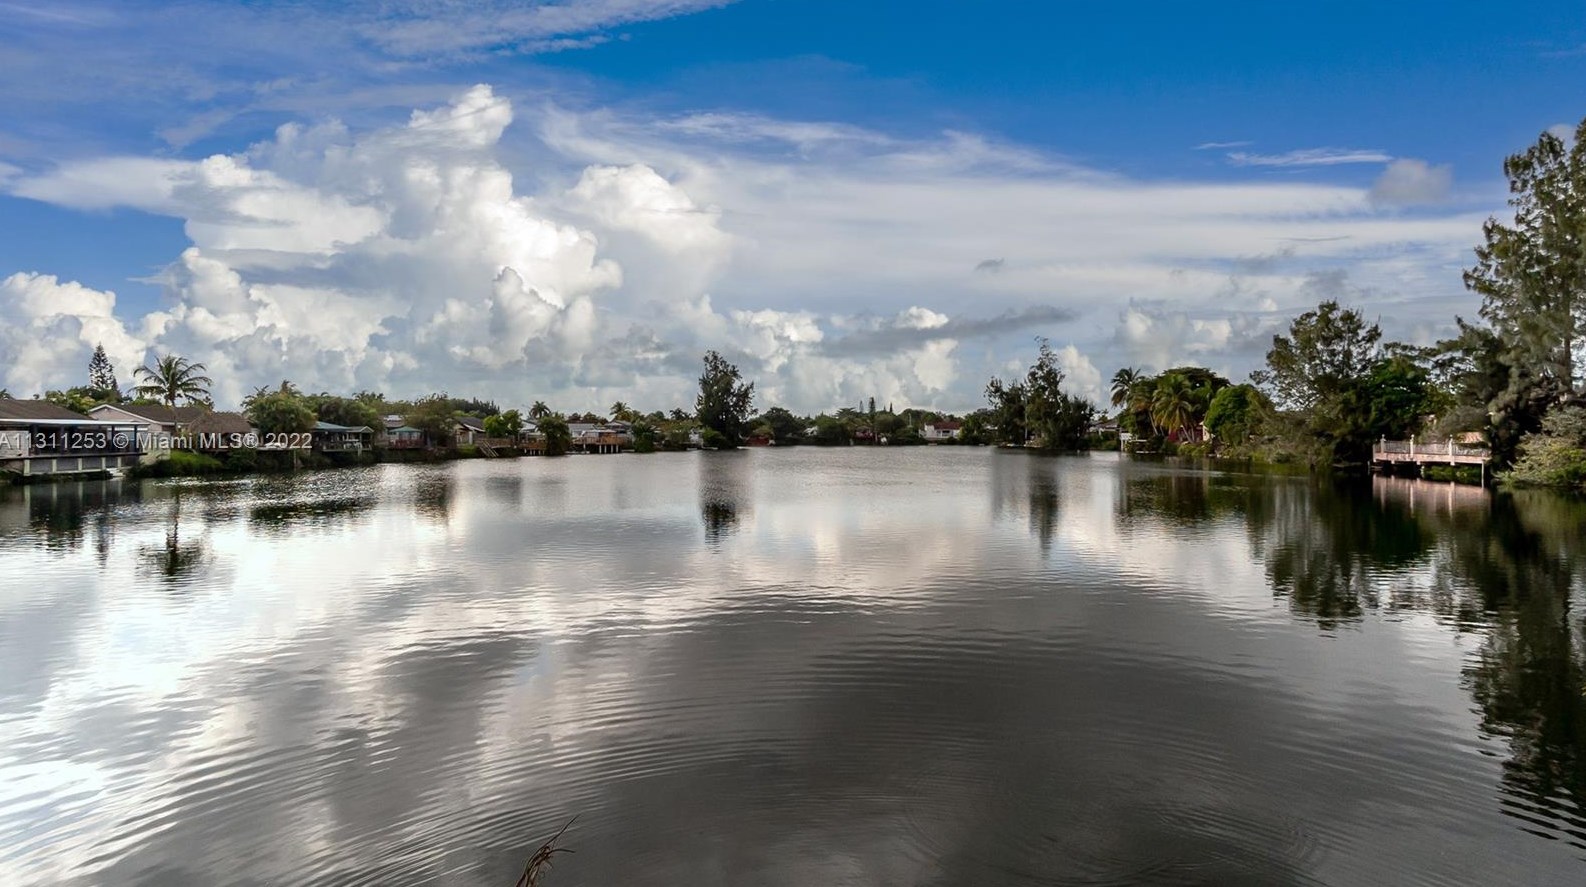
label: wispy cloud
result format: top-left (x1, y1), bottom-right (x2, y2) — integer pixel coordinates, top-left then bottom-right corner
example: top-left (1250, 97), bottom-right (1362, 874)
top-left (1194, 140), bottom-right (1252, 150)
top-left (1538, 42), bottom-right (1586, 59)
top-left (1226, 147), bottom-right (1393, 167)
top-left (817, 306), bottom-right (1079, 359)
top-left (0, 2), bottom-right (113, 26)
top-left (0, 0), bottom-right (741, 149)
top-left (363, 0), bottom-right (741, 58)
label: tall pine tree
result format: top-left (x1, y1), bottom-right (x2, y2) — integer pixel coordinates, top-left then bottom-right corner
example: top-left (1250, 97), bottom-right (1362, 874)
top-left (1464, 118), bottom-right (1586, 407)
top-left (88, 343), bottom-right (118, 395)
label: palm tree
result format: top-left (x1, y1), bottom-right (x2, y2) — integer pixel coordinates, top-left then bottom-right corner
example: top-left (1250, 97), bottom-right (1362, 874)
top-left (609, 400), bottom-right (635, 422)
top-left (1151, 373), bottom-right (1196, 440)
top-left (529, 401), bottom-right (551, 419)
top-left (134, 355), bottom-right (212, 408)
top-left (1127, 377), bottom-right (1158, 434)
top-left (242, 385), bottom-right (271, 410)
top-left (1110, 367), bottom-right (1142, 410)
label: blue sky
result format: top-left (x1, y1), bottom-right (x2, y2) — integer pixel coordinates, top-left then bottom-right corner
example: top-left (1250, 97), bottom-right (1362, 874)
top-left (1, 0), bottom-right (1582, 411)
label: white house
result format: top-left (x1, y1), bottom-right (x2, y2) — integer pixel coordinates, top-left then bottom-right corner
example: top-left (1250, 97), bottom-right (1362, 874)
top-left (921, 420), bottom-right (962, 442)
top-left (87, 403), bottom-right (207, 464)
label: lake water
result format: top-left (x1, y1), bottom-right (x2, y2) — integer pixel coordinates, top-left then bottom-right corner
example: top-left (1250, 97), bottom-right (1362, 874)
top-left (2, 449), bottom-right (1584, 885)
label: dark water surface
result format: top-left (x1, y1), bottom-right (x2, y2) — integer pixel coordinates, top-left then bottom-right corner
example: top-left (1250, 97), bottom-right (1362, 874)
top-left (3, 449), bottom-right (1585, 885)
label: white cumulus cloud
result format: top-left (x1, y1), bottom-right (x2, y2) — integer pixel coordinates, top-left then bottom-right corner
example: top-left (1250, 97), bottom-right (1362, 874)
top-left (0, 273), bottom-right (148, 397)
top-left (3, 86), bottom-right (1497, 413)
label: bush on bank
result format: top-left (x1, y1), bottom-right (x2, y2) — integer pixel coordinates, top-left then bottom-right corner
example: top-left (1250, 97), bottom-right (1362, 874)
top-left (1505, 407), bottom-right (1586, 492)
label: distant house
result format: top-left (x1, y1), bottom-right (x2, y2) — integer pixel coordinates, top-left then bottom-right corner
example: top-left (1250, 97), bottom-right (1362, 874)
top-left (454, 415), bottom-right (487, 446)
top-left (88, 403), bottom-right (207, 463)
top-left (518, 421), bottom-right (547, 454)
top-left (922, 420), bottom-right (962, 442)
top-left (1088, 417), bottom-right (1120, 438)
top-left (87, 403), bottom-right (206, 435)
top-left (311, 421), bottom-right (372, 453)
top-left (574, 423), bottom-right (632, 454)
top-left (386, 424), bottom-right (426, 449)
top-left (0, 398), bottom-right (144, 479)
top-left (184, 411), bottom-right (256, 453)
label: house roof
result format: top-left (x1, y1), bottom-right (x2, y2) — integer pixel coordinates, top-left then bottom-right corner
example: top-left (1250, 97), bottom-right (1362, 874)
top-left (186, 411), bottom-right (254, 436)
top-left (455, 415), bottom-right (487, 431)
top-left (0, 398), bottom-right (89, 421)
top-left (92, 403), bottom-right (207, 424)
top-left (313, 421), bottom-right (372, 433)
top-left (926, 420), bottom-right (962, 430)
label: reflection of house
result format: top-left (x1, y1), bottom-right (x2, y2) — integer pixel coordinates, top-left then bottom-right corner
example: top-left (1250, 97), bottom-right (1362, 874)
top-left (922, 420), bottom-right (962, 441)
top-left (1, 398), bottom-right (144, 478)
top-left (312, 421), bottom-right (372, 453)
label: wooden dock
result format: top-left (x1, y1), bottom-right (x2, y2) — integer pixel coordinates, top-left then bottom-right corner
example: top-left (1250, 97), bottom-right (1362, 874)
top-left (1372, 437), bottom-right (1490, 483)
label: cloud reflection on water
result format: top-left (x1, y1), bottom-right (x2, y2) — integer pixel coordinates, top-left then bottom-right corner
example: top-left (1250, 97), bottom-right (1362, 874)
top-left (0, 452), bottom-right (1582, 885)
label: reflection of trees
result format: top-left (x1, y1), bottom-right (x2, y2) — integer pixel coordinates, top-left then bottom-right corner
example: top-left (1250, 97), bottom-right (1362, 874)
top-left (988, 453), bottom-right (1067, 549)
top-left (1026, 459), bottom-right (1061, 552)
top-left (698, 454), bottom-right (750, 543)
top-left (413, 473), bottom-right (453, 522)
top-left (1115, 468), bottom-right (1252, 529)
top-left (1243, 475), bottom-right (1586, 846)
top-left (1249, 480), bottom-right (1434, 629)
top-left (483, 475), bottom-right (523, 508)
top-left (1451, 492), bottom-right (1586, 848)
top-left (249, 496), bottom-right (376, 532)
top-left (139, 489), bottom-right (206, 584)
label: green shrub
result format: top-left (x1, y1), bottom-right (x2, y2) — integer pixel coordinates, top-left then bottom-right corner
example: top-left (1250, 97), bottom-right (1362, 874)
top-left (222, 447), bottom-right (259, 472)
top-left (133, 450), bottom-right (229, 478)
top-left (1506, 407), bottom-right (1586, 491)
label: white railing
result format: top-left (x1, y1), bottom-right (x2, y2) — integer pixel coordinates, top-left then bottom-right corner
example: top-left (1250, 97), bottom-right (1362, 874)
top-left (1373, 436), bottom-right (1490, 460)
